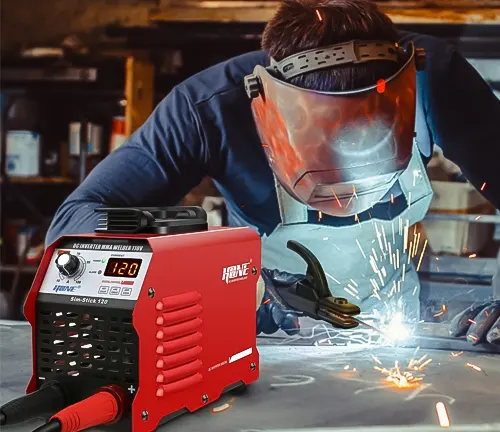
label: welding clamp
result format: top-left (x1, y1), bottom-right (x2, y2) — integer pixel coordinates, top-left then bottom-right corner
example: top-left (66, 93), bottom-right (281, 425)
top-left (277, 240), bottom-right (361, 329)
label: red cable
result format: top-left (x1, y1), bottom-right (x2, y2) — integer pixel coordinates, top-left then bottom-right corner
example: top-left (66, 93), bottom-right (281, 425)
top-left (49, 385), bottom-right (127, 432)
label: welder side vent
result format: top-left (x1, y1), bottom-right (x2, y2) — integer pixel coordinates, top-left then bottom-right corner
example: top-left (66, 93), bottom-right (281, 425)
top-left (155, 292), bottom-right (204, 396)
top-left (36, 304), bottom-right (139, 390)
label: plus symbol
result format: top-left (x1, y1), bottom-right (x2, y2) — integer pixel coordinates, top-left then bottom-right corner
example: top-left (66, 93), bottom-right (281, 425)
top-left (128, 385), bottom-right (136, 394)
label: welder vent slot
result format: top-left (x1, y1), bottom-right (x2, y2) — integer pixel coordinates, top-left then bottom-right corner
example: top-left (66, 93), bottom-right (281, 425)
top-left (36, 305), bottom-right (139, 393)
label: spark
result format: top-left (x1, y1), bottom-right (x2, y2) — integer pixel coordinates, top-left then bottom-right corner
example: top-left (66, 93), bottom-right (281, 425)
top-left (344, 286), bottom-right (358, 298)
top-left (350, 279), bottom-right (358, 287)
top-left (315, 9), bottom-right (323, 20)
top-left (347, 283), bottom-right (359, 294)
top-left (330, 187), bottom-right (342, 207)
top-left (475, 215), bottom-right (482, 221)
top-left (323, 237), bottom-right (329, 240)
top-left (391, 193), bottom-right (394, 204)
top-left (325, 272), bottom-right (341, 285)
top-left (468, 319), bottom-right (476, 325)
top-left (451, 352), bottom-right (463, 357)
top-left (481, 182), bottom-right (486, 191)
top-left (318, 212), bottom-right (323, 221)
top-left (356, 239), bottom-right (367, 259)
top-left (413, 169), bottom-right (422, 186)
top-left (374, 360), bottom-right (424, 388)
top-left (469, 253), bottom-right (477, 259)
top-left (412, 286), bottom-right (418, 296)
top-left (466, 363), bottom-right (482, 372)
top-left (433, 304), bottom-right (447, 318)
top-left (416, 239), bottom-right (428, 271)
top-left (435, 402), bottom-right (451, 428)
top-left (371, 354), bottom-right (382, 365)
top-left (344, 365), bottom-right (350, 370)
top-left (403, 219), bottom-right (409, 252)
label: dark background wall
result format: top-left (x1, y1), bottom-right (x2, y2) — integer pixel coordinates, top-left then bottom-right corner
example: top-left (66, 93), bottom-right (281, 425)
top-left (0, 0), bottom-right (159, 52)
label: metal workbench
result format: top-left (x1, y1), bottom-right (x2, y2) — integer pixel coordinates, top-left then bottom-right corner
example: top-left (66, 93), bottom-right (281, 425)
top-left (1, 321), bottom-right (500, 432)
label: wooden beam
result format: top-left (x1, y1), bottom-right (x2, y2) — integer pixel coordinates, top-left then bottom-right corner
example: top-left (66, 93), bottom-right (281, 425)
top-left (151, 1), bottom-right (500, 24)
top-left (125, 57), bottom-right (154, 137)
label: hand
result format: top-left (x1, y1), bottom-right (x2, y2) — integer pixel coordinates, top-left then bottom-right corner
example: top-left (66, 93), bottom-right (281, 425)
top-left (449, 300), bottom-right (500, 345)
top-left (256, 268), bottom-right (304, 336)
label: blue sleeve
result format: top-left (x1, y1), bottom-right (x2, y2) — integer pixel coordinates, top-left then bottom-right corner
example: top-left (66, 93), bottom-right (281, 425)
top-left (46, 87), bottom-right (207, 246)
top-left (424, 49), bottom-right (500, 208)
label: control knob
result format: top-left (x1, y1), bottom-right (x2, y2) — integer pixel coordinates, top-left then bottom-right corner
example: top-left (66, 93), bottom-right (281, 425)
top-left (55, 252), bottom-right (81, 277)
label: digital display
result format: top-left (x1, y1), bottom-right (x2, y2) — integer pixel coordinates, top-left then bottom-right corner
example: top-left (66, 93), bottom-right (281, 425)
top-left (104, 258), bottom-right (142, 278)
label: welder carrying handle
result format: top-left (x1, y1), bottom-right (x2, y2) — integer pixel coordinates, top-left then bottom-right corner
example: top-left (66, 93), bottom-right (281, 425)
top-left (279, 240), bottom-right (361, 329)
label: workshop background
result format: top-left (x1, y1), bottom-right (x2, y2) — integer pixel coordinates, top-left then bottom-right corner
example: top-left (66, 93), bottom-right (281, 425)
top-left (1, 0), bottom-right (500, 320)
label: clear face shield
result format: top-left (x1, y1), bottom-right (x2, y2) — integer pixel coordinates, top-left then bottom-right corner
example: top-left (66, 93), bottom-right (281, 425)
top-left (244, 40), bottom-right (426, 217)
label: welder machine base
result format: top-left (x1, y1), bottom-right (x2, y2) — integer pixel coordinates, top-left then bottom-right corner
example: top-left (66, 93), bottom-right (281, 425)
top-left (22, 207), bottom-right (261, 431)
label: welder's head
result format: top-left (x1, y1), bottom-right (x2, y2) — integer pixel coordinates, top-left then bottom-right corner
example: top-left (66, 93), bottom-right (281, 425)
top-left (245, 0), bottom-right (426, 217)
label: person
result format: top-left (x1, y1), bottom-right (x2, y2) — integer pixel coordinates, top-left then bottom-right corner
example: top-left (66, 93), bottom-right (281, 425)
top-left (46, 0), bottom-right (500, 345)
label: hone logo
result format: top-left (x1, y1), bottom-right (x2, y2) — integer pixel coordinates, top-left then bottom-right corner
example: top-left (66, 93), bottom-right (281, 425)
top-left (222, 262), bottom-right (250, 284)
top-left (53, 285), bottom-right (80, 293)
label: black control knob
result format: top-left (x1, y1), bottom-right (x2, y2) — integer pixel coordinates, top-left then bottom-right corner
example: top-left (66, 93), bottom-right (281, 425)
top-left (55, 252), bottom-right (80, 277)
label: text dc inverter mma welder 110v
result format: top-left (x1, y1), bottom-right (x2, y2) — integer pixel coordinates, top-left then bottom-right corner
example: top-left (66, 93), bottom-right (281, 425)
top-left (0, 207), bottom-right (261, 432)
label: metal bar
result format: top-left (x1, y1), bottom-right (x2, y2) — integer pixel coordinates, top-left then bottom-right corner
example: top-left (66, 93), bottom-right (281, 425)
top-left (420, 281), bottom-right (493, 303)
top-left (404, 335), bottom-right (500, 353)
top-left (419, 255), bottom-right (497, 280)
top-left (424, 213), bottom-right (500, 223)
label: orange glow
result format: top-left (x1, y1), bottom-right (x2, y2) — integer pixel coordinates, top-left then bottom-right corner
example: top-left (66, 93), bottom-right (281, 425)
top-left (481, 182), bottom-right (487, 191)
top-left (315, 9), bottom-right (323, 21)
top-left (376, 79), bottom-right (386, 94)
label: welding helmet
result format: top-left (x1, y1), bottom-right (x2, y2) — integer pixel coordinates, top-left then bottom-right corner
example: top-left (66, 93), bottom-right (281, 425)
top-left (244, 40), bottom-right (426, 217)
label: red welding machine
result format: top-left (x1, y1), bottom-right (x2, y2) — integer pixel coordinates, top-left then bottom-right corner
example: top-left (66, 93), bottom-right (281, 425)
top-left (21, 207), bottom-right (260, 431)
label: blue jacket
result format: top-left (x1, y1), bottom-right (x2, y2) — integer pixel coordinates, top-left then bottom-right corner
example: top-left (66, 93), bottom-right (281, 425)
top-left (46, 32), bottom-right (500, 246)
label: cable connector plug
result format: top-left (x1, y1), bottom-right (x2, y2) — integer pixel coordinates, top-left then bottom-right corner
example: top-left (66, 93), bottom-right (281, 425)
top-left (43, 385), bottom-right (127, 432)
top-left (0, 380), bottom-right (67, 426)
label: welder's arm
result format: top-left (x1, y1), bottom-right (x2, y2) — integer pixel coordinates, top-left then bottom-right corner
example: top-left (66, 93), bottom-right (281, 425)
top-left (425, 49), bottom-right (500, 209)
top-left (46, 88), bottom-right (207, 246)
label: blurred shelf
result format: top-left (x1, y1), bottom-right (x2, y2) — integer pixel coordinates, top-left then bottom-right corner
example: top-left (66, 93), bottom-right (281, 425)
top-left (0, 264), bottom-right (37, 273)
top-left (0, 176), bottom-right (75, 185)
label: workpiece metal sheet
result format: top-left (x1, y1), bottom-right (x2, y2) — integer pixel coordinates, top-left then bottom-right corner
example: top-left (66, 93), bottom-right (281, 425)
top-left (1, 322), bottom-right (499, 432)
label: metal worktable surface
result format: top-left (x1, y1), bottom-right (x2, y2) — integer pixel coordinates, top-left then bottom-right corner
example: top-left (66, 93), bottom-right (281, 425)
top-left (1, 321), bottom-right (500, 432)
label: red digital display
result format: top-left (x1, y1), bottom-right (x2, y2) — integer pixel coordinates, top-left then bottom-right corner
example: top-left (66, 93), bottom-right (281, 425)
top-left (104, 258), bottom-right (142, 278)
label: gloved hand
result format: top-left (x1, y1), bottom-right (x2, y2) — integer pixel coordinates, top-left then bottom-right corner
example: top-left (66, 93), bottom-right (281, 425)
top-left (256, 268), bottom-right (303, 336)
top-left (449, 300), bottom-right (500, 345)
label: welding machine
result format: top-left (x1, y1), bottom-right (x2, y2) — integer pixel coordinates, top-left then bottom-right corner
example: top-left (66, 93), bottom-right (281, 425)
top-left (1, 207), bottom-right (260, 432)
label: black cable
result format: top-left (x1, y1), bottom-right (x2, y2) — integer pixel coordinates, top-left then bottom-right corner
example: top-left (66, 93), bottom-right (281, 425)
top-left (32, 419), bottom-right (61, 432)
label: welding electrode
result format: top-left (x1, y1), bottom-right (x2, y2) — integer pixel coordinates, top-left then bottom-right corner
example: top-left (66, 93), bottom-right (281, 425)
top-left (353, 317), bottom-right (391, 338)
top-left (31, 384), bottom-right (127, 432)
top-left (0, 381), bottom-right (67, 426)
